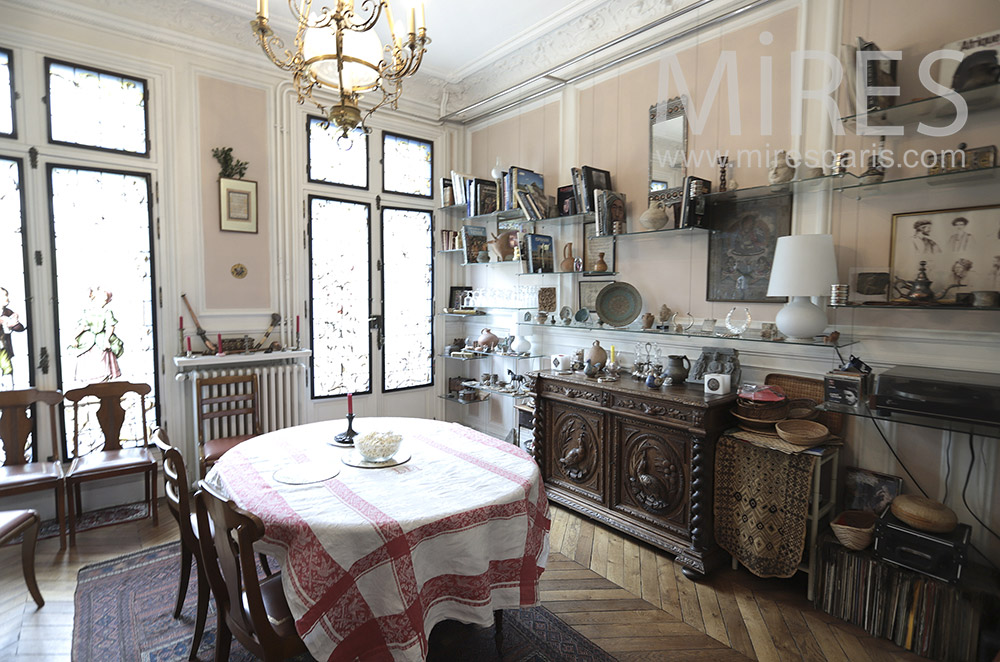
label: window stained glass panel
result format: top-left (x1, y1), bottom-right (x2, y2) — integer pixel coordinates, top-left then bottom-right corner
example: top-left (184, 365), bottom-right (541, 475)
top-left (308, 118), bottom-right (367, 188)
top-left (47, 60), bottom-right (148, 154)
top-left (0, 49), bottom-right (13, 137)
top-left (381, 208), bottom-right (433, 392)
top-left (50, 166), bottom-right (157, 456)
top-left (0, 158), bottom-right (30, 402)
top-left (311, 197), bottom-right (371, 397)
top-left (383, 132), bottom-right (432, 197)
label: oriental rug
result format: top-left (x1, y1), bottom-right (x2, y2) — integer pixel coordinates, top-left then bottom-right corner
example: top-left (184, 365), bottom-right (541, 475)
top-left (714, 433), bottom-right (816, 578)
top-left (3, 500), bottom-right (149, 545)
top-left (73, 542), bottom-right (616, 662)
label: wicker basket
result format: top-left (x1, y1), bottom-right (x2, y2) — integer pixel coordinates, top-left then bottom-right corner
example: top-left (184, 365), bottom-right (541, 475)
top-left (831, 510), bottom-right (877, 550)
top-left (735, 398), bottom-right (789, 421)
top-left (774, 419), bottom-right (829, 446)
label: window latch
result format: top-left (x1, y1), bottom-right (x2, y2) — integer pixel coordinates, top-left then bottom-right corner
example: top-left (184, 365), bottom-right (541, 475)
top-left (368, 314), bottom-right (384, 350)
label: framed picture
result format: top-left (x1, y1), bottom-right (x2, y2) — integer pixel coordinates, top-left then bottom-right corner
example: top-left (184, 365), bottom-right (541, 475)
top-left (595, 190), bottom-right (626, 235)
top-left (849, 266), bottom-right (891, 303)
top-left (582, 221), bottom-right (615, 273)
top-left (449, 286), bottom-right (471, 309)
top-left (460, 225), bottom-right (488, 264)
top-left (581, 166), bottom-right (611, 213)
top-left (220, 178), bottom-right (258, 233)
top-left (890, 205), bottom-right (1000, 301)
top-left (843, 467), bottom-right (903, 515)
top-left (579, 280), bottom-right (613, 312)
top-left (525, 234), bottom-right (554, 273)
top-left (706, 193), bottom-right (791, 302)
top-left (557, 185), bottom-right (576, 216)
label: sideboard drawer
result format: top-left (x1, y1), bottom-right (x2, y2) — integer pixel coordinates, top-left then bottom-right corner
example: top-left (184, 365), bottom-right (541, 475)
top-left (609, 392), bottom-right (704, 429)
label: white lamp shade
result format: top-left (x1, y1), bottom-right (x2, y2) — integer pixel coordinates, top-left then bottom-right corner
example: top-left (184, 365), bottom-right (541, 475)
top-left (766, 234), bottom-right (838, 297)
top-left (304, 22), bottom-right (383, 92)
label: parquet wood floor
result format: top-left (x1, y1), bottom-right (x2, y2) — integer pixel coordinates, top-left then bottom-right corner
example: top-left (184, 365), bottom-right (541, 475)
top-left (0, 501), bottom-right (927, 661)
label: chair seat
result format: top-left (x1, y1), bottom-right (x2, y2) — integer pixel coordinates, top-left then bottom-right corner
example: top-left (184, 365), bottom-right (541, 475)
top-left (0, 462), bottom-right (63, 490)
top-left (67, 447), bottom-right (155, 479)
top-left (0, 509), bottom-right (37, 542)
top-left (257, 573), bottom-right (297, 638)
top-left (204, 435), bottom-right (255, 465)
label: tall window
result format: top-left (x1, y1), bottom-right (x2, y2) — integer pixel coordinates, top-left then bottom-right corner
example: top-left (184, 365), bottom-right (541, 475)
top-left (50, 165), bottom-right (157, 454)
top-left (0, 157), bottom-right (30, 395)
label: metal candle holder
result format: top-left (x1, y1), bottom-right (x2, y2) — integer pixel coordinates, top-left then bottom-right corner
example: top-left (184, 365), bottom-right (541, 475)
top-left (334, 413), bottom-right (357, 445)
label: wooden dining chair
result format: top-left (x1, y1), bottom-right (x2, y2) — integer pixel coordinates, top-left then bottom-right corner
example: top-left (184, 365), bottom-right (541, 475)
top-left (195, 374), bottom-right (260, 478)
top-left (0, 389), bottom-right (66, 550)
top-left (195, 481), bottom-right (308, 662)
top-left (0, 509), bottom-right (44, 608)
top-left (151, 428), bottom-right (209, 661)
top-left (64, 381), bottom-right (158, 546)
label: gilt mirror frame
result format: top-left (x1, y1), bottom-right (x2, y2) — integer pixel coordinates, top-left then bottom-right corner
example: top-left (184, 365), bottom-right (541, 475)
top-left (648, 96), bottom-right (687, 211)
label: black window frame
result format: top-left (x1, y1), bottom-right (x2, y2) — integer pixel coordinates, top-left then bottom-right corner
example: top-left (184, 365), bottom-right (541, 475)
top-left (379, 205), bottom-right (434, 394)
top-left (44, 57), bottom-right (151, 157)
top-left (307, 193), bottom-right (373, 400)
top-left (0, 47), bottom-right (17, 140)
top-left (306, 115), bottom-right (370, 190)
top-left (381, 130), bottom-right (433, 199)
top-left (46, 162), bottom-right (159, 458)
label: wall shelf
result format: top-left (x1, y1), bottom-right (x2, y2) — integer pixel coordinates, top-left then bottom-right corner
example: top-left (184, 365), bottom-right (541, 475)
top-left (840, 82), bottom-right (1000, 132)
top-left (517, 270), bottom-right (617, 277)
top-left (833, 165), bottom-right (1000, 199)
top-left (439, 393), bottom-right (488, 405)
top-left (818, 402), bottom-right (1000, 439)
top-left (518, 321), bottom-right (857, 348)
top-left (831, 302), bottom-right (1000, 311)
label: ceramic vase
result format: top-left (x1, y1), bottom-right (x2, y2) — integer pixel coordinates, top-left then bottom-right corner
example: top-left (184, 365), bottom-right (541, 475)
top-left (594, 252), bottom-right (608, 272)
top-left (639, 202), bottom-right (668, 231)
top-left (559, 243), bottom-right (576, 272)
top-left (511, 335), bottom-right (531, 354)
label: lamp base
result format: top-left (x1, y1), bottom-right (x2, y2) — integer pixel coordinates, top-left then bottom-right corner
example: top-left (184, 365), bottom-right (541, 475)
top-left (775, 296), bottom-right (828, 340)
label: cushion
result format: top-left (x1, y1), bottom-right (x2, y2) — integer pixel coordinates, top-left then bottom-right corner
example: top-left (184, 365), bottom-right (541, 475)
top-left (67, 447), bottom-right (155, 479)
top-left (0, 462), bottom-right (63, 490)
top-left (204, 435), bottom-right (255, 465)
top-left (0, 509), bottom-right (38, 542)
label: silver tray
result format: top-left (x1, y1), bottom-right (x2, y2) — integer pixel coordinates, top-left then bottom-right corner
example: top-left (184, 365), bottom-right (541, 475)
top-left (341, 450), bottom-right (411, 469)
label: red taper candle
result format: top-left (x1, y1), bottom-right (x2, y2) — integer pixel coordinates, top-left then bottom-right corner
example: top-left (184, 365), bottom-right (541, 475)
top-left (217, 334), bottom-right (222, 352)
top-left (179, 316), bottom-right (183, 330)
top-left (296, 315), bottom-right (300, 334)
top-left (186, 336), bottom-right (191, 352)
top-left (347, 393), bottom-right (353, 415)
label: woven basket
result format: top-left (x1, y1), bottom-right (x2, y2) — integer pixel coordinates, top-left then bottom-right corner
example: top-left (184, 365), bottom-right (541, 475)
top-left (774, 419), bottom-right (828, 445)
top-left (831, 510), bottom-right (877, 550)
top-left (735, 398), bottom-right (789, 421)
top-left (765, 373), bottom-right (843, 436)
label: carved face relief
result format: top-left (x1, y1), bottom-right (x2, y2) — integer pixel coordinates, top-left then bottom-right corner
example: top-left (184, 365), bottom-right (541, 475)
top-left (626, 438), bottom-right (685, 515)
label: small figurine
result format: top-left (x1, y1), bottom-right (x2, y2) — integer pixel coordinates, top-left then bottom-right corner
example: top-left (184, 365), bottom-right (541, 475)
top-left (768, 150), bottom-right (795, 186)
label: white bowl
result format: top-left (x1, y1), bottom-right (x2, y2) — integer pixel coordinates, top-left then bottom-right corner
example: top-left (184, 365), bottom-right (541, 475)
top-left (355, 431), bottom-right (402, 462)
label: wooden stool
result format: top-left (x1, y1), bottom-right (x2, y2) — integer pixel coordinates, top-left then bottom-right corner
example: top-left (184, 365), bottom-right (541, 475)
top-left (0, 509), bottom-right (44, 608)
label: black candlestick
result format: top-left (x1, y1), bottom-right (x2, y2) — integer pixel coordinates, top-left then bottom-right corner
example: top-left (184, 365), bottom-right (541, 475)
top-left (334, 413), bottom-right (357, 445)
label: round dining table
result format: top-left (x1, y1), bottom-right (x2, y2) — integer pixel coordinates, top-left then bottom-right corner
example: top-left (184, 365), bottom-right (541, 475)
top-left (204, 417), bottom-right (550, 662)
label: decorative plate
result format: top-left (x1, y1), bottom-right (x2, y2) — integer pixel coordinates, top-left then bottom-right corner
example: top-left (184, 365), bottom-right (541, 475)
top-left (574, 307), bottom-right (590, 322)
top-left (559, 306), bottom-right (572, 322)
top-left (342, 450), bottom-right (412, 469)
top-left (595, 282), bottom-right (643, 327)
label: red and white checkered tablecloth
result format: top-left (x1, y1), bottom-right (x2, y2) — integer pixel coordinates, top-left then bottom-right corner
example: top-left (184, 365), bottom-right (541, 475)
top-left (206, 417), bottom-right (550, 662)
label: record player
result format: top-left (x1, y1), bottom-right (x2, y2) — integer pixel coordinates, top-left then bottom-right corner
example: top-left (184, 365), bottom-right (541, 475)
top-left (874, 366), bottom-right (1000, 425)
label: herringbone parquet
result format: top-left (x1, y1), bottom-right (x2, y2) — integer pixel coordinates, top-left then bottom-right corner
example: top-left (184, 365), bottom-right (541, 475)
top-left (0, 501), bottom-right (926, 661)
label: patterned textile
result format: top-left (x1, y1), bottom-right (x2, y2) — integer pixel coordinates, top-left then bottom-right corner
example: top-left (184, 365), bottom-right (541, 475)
top-left (205, 417), bottom-right (551, 662)
top-left (714, 434), bottom-right (816, 578)
top-left (728, 428), bottom-right (841, 455)
top-left (72, 542), bottom-right (612, 662)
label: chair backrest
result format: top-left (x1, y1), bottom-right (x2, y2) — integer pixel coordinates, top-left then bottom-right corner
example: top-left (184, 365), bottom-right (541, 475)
top-left (195, 480), bottom-right (283, 657)
top-left (0, 389), bottom-right (63, 467)
top-left (196, 374), bottom-right (260, 444)
top-left (64, 381), bottom-right (151, 458)
top-left (151, 428), bottom-right (194, 539)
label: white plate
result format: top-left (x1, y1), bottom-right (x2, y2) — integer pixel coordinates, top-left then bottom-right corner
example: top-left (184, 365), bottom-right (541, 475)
top-left (342, 450), bottom-right (412, 469)
top-left (272, 465), bottom-right (341, 485)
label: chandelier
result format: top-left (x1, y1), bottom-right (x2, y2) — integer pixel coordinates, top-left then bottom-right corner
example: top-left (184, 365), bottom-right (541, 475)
top-left (251, 0), bottom-right (429, 138)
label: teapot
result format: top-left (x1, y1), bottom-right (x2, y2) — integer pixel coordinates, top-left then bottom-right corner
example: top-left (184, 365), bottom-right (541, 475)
top-left (893, 261), bottom-right (964, 303)
top-left (664, 355), bottom-right (691, 384)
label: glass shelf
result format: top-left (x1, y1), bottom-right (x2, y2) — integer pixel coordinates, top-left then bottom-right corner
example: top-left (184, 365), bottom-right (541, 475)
top-left (464, 349), bottom-right (545, 360)
top-left (439, 393), bottom-right (488, 405)
top-left (518, 321), bottom-right (857, 348)
top-left (831, 301), bottom-right (1000, 311)
top-left (833, 166), bottom-right (1000, 199)
top-left (438, 353), bottom-right (486, 361)
top-left (608, 225), bottom-right (709, 239)
top-left (436, 204), bottom-right (467, 214)
top-left (702, 173), bottom-right (850, 203)
top-left (462, 259), bottom-right (525, 267)
top-left (840, 82), bottom-right (1000, 132)
top-left (819, 401), bottom-right (1000, 438)
top-left (466, 384), bottom-right (531, 399)
top-left (437, 248), bottom-right (465, 255)
top-left (437, 311), bottom-right (487, 318)
top-left (517, 270), bottom-right (618, 277)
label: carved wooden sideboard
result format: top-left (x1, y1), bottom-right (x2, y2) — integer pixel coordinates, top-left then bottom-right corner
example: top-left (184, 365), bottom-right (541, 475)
top-left (532, 371), bottom-right (735, 577)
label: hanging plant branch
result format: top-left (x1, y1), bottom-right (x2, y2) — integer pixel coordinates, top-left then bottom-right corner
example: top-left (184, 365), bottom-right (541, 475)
top-left (212, 147), bottom-right (249, 179)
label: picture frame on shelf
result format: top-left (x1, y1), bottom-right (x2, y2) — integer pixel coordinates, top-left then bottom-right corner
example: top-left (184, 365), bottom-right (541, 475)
top-left (219, 178), bottom-right (258, 233)
top-left (570, 166), bottom-right (586, 213)
top-left (582, 220), bottom-right (615, 273)
top-left (460, 225), bottom-right (488, 264)
top-left (580, 166), bottom-right (611, 213)
top-left (889, 205), bottom-right (1000, 300)
top-left (706, 192), bottom-right (791, 302)
top-left (525, 233), bottom-right (554, 273)
top-left (557, 185), bottom-right (577, 216)
top-left (843, 467), bottom-right (903, 515)
top-left (595, 190), bottom-right (626, 235)
top-left (473, 178), bottom-right (498, 215)
top-left (449, 286), bottom-right (472, 310)
top-left (579, 280), bottom-right (613, 312)
top-left (849, 266), bottom-right (891, 303)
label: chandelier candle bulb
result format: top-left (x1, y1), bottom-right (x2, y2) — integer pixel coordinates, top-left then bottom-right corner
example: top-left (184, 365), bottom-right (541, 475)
top-left (256, 0), bottom-right (267, 19)
top-left (408, 8), bottom-right (415, 35)
top-left (419, 4), bottom-right (425, 31)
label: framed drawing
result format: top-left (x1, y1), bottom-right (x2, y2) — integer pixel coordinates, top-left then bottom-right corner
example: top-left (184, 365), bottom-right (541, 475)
top-left (579, 280), bottom-right (613, 312)
top-left (843, 467), bottom-right (902, 515)
top-left (890, 205), bottom-right (1000, 301)
top-left (220, 178), bottom-right (258, 233)
top-left (582, 221), bottom-right (615, 273)
top-left (706, 193), bottom-right (791, 302)
top-left (449, 286), bottom-right (471, 309)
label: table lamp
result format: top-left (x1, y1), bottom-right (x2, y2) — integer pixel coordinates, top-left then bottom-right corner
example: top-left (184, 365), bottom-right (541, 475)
top-left (766, 234), bottom-right (838, 340)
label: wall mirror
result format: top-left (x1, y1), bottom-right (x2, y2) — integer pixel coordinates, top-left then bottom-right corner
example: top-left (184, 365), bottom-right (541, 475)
top-left (649, 97), bottom-right (687, 194)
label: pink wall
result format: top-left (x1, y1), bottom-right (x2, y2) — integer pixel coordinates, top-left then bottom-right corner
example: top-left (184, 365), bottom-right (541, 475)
top-left (198, 76), bottom-right (271, 310)
top-left (469, 101), bottom-right (561, 198)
